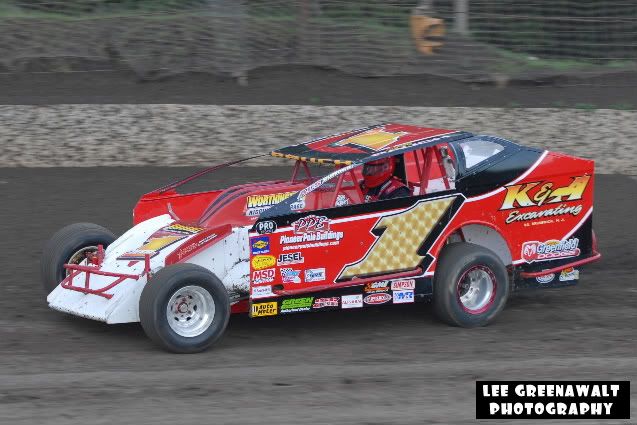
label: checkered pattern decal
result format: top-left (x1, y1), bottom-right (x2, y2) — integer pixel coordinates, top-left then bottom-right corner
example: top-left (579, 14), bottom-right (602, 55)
top-left (165, 223), bottom-right (203, 234)
top-left (339, 197), bottom-right (456, 279)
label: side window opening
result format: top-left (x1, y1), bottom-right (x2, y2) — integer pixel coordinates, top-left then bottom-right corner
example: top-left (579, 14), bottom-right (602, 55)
top-left (457, 137), bottom-right (506, 170)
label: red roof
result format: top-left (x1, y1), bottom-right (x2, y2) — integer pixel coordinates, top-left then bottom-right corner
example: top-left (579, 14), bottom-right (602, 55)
top-left (271, 123), bottom-right (457, 165)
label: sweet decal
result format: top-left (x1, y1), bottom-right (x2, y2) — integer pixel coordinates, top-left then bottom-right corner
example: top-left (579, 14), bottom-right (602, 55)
top-left (521, 238), bottom-right (581, 263)
top-left (252, 255), bottom-right (276, 270)
top-left (501, 175), bottom-right (590, 224)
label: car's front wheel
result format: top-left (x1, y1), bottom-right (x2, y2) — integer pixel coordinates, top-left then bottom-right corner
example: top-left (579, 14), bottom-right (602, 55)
top-left (40, 223), bottom-right (116, 294)
top-left (433, 243), bottom-right (509, 327)
top-left (139, 264), bottom-right (230, 353)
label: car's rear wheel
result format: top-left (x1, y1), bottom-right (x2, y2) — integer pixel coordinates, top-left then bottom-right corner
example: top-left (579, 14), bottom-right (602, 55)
top-left (433, 243), bottom-right (509, 327)
top-left (139, 264), bottom-right (230, 353)
top-left (40, 223), bottom-right (116, 294)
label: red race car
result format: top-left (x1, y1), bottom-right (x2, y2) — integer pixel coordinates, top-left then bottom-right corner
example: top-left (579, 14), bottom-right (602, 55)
top-left (42, 123), bottom-right (600, 353)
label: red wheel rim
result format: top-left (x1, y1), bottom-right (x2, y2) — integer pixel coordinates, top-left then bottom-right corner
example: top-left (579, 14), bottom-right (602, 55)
top-left (456, 265), bottom-right (497, 314)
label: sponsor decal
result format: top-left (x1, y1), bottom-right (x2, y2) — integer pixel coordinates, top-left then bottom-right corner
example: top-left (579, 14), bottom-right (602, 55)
top-left (559, 267), bottom-right (579, 282)
top-left (393, 290), bottom-right (415, 304)
top-left (163, 223), bottom-right (204, 235)
top-left (293, 215), bottom-right (330, 234)
top-left (280, 268), bottom-right (302, 283)
top-left (250, 236), bottom-right (270, 255)
top-left (252, 268), bottom-right (276, 284)
top-left (330, 127), bottom-right (408, 151)
top-left (364, 292), bottom-right (392, 305)
top-left (280, 297), bottom-right (314, 313)
top-left (119, 235), bottom-right (185, 260)
top-left (255, 220), bottom-right (277, 234)
top-left (535, 273), bottom-right (555, 284)
top-left (335, 194), bottom-right (350, 207)
top-left (390, 279), bottom-right (416, 291)
top-left (501, 175), bottom-right (590, 224)
top-left (252, 255), bottom-right (276, 270)
top-left (341, 294), bottom-right (363, 309)
top-left (304, 268), bottom-right (326, 283)
top-left (251, 301), bottom-right (277, 317)
top-left (251, 285), bottom-right (275, 299)
top-left (171, 232), bottom-right (219, 261)
top-left (521, 238), bottom-right (580, 263)
top-left (364, 281), bottom-right (389, 293)
top-left (313, 297), bottom-right (339, 309)
top-left (246, 192), bottom-right (297, 216)
top-left (277, 252), bottom-right (304, 266)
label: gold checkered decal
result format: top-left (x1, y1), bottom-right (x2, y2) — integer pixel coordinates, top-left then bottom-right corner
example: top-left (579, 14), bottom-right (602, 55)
top-left (339, 197), bottom-right (455, 279)
top-left (165, 224), bottom-right (203, 234)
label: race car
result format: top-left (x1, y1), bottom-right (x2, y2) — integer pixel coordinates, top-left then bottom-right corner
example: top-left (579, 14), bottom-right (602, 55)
top-left (42, 123), bottom-right (601, 353)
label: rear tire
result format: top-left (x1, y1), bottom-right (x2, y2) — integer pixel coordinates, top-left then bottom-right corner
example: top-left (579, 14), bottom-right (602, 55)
top-left (433, 243), bottom-right (509, 327)
top-left (40, 223), bottom-right (116, 294)
top-left (139, 264), bottom-right (230, 354)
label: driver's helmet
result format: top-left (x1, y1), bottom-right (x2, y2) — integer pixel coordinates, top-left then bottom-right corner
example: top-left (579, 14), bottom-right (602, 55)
top-left (363, 157), bottom-right (395, 188)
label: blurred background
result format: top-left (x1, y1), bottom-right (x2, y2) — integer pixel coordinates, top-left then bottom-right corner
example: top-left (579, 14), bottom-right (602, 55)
top-left (0, 2), bottom-right (635, 424)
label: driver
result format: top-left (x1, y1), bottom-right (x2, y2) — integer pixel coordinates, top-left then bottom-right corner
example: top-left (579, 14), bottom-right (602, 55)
top-left (361, 157), bottom-right (410, 202)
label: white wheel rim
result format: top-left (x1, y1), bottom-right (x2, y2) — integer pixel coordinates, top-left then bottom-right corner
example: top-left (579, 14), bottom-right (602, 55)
top-left (166, 285), bottom-right (216, 338)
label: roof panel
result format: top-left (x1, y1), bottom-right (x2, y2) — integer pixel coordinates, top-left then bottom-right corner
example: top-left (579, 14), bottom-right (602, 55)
top-left (271, 123), bottom-right (459, 165)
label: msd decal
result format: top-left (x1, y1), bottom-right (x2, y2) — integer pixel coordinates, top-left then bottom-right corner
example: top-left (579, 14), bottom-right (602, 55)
top-left (252, 268), bottom-right (276, 284)
top-left (521, 238), bottom-right (581, 263)
top-left (364, 293), bottom-right (392, 305)
top-left (501, 175), bottom-right (590, 224)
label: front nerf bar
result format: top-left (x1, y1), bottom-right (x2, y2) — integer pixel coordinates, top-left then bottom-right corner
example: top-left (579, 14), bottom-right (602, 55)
top-left (61, 247), bottom-right (151, 299)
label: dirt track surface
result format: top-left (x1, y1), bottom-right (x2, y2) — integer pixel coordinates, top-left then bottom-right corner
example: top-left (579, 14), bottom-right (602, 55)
top-left (0, 168), bottom-right (635, 424)
top-left (1, 67), bottom-right (636, 108)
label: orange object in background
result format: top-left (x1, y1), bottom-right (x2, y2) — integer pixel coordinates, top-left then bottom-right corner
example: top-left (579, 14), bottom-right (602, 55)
top-left (410, 15), bottom-right (445, 55)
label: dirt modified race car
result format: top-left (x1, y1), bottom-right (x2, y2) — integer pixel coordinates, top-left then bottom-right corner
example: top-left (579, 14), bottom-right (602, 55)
top-left (42, 123), bottom-right (601, 353)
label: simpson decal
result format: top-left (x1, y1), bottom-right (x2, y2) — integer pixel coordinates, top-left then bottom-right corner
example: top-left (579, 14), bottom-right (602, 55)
top-left (250, 236), bottom-right (270, 255)
top-left (364, 293), bottom-right (392, 305)
top-left (391, 279), bottom-right (416, 290)
top-left (252, 255), bottom-right (276, 270)
top-left (246, 192), bottom-right (297, 216)
top-left (341, 294), bottom-right (363, 309)
top-left (251, 302), bottom-right (277, 317)
top-left (393, 290), bottom-right (415, 304)
top-left (338, 197), bottom-right (455, 280)
top-left (521, 238), bottom-right (581, 263)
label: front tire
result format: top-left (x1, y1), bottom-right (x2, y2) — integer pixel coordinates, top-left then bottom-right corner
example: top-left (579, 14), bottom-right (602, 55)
top-left (139, 264), bottom-right (230, 354)
top-left (40, 223), bottom-right (116, 294)
top-left (433, 243), bottom-right (509, 327)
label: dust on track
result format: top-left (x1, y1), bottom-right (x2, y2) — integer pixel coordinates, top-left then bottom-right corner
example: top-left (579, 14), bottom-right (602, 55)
top-left (0, 168), bottom-right (635, 424)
